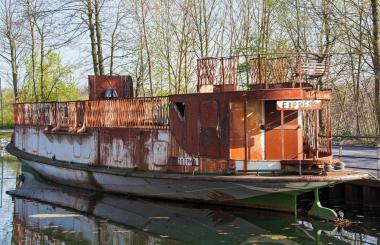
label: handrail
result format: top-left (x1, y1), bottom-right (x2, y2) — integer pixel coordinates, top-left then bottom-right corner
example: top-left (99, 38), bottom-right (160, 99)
top-left (197, 52), bottom-right (331, 91)
top-left (14, 97), bottom-right (170, 130)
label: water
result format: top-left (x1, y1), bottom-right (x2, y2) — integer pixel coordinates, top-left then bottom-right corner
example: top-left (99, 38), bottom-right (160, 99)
top-left (1, 157), bottom-right (380, 244)
top-left (0, 156), bottom-right (20, 243)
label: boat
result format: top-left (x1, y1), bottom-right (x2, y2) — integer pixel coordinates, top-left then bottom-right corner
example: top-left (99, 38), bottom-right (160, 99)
top-left (7, 52), bottom-right (368, 220)
top-left (9, 165), bottom-right (343, 244)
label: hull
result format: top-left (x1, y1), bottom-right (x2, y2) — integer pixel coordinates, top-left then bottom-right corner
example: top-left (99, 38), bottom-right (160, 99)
top-left (8, 143), bottom-right (368, 216)
top-left (9, 170), bottom-right (342, 245)
top-left (19, 158), bottom-right (332, 213)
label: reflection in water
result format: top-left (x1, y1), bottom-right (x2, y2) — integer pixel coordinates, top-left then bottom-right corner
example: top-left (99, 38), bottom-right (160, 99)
top-left (13, 199), bottom-right (182, 245)
top-left (0, 153), bottom-right (20, 243)
top-left (0, 159), bottom-right (379, 244)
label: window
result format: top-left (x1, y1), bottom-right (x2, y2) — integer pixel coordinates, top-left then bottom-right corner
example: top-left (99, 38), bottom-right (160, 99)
top-left (174, 102), bottom-right (185, 120)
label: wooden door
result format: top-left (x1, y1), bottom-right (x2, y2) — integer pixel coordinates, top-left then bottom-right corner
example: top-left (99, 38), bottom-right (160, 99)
top-left (264, 101), bottom-right (301, 160)
top-left (229, 101), bottom-right (264, 160)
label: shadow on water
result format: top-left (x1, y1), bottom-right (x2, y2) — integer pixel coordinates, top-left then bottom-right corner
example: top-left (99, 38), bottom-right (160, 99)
top-left (0, 159), bottom-right (379, 244)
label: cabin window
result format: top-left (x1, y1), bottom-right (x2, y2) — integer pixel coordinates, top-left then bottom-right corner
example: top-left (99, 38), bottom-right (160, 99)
top-left (174, 102), bottom-right (185, 120)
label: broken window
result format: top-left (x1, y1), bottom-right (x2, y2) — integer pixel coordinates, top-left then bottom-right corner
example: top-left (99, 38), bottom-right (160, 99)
top-left (174, 102), bottom-right (185, 120)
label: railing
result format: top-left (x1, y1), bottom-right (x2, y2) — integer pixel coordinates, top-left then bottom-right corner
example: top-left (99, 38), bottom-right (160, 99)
top-left (318, 136), bottom-right (332, 156)
top-left (249, 55), bottom-right (291, 85)
top-left (302, 104), bottom-right (332, 158)
top-left (14, 97), bottom-right (170, 130)
top-left (85, 97), bottom-right (169, 128)
top-left (197, 56), bottom-right (238, 92)
top-left (196, 53), bottom-right (331, 90)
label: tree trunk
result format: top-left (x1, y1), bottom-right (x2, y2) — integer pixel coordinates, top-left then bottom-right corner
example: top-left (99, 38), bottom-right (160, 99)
top-left (372, 0), bottom-right (380, 134)
top-left (86, 0), bottom-right (99, 75)
top-left (40, 30), bottom-right (45, 101)
top-left (109, 3), bottom-right (123, 76)
top-left (10, 38), bottom-right (18, 102)
top-left (140, 0), bottom-right (153, 96)
top-left (30, 22), bottom-right (37, 101)
top-left (94, 0), bottom-right (104, 75)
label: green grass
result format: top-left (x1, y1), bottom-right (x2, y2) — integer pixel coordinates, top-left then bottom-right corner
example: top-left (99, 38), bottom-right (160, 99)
top-left (0, 130), bottom-right (13, 140)
top-left (0, 154), bottom-right (17, 161)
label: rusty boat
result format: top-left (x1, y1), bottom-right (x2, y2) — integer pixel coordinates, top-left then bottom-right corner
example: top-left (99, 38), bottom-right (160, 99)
top-left (7, 53), bottom-right (368, 220)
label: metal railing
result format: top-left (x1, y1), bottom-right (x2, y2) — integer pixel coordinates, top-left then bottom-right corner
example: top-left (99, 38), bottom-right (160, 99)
top-left (14, 97), bottom-right (170, 131)
top-left (196, 52), bottom-right (331, 91)
top-left (197, 56), bottom-right (238, 92)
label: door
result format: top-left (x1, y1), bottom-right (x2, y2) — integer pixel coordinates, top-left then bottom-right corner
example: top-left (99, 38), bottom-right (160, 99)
top-left (264, 101), bottom-right (301, 160)
top-left (229, 101), bottom-right (264, 160)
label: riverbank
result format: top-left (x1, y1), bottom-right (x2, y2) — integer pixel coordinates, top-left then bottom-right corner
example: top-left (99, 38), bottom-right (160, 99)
top-left (0, 130), bottom-right (12, 140)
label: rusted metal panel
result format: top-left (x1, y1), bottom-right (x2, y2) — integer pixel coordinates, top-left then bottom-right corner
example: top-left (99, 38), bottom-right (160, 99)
top-left (169, 90), bottom-right (320, 161)
top-left (169, 100), bottom-right (186, 154)
top-left (200, 100), bottom-right (218, 127)
top-left (99, 128), bottom-right (139, 169)
top-left (199, 99), bottom-right (220, 157)
top-left (184, 97), bottom-right (200, 155)
top-left (199, 128), bottom-right (220, 157)
top-left (170, 89), bottom-right (310, 102)
top-left (97, 128), bottom-right (171, 170)
top-left (88, 75), bottom-right (133, 100)
top-left (170, 94), bottom-right (230, 159)
top-left (199, 158), bottom-right (233, 173)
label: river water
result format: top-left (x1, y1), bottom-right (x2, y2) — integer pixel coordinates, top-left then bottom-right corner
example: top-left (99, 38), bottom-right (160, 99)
top-left (1, 156), bottom-right (380, 244)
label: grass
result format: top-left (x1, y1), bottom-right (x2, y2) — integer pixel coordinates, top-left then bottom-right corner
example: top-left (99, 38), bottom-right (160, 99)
top-left (0, 155), bottom-right (17, 161)
top-left (0, 130), bottom-right (13, 140)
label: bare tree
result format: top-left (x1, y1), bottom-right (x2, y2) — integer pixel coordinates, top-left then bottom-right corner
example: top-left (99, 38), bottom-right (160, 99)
top-left (372, 0), bottom-right (380, 134)
top-left (0, 0), bottom-right (26, 102)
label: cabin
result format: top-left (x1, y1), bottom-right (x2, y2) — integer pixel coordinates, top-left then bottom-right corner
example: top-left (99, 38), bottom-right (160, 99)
top-left (13, 52), bottom-right (335, 174)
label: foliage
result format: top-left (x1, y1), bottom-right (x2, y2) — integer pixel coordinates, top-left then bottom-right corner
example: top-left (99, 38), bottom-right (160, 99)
top-left (19, 50), bottom-right (79, 103)
top-left (2, 90), bottom-right (15, 128)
